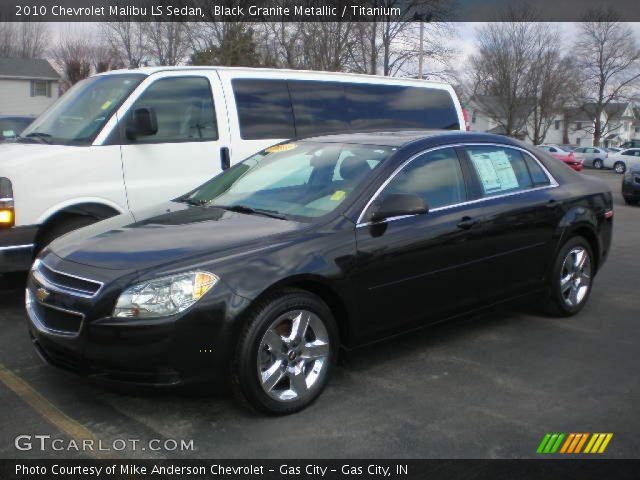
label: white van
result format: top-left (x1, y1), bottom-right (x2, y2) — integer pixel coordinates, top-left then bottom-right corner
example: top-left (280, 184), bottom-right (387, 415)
top-left (0, 67), bottom-right (465, 272)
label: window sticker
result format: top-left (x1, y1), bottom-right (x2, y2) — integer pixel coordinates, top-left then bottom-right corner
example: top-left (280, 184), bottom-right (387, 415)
top-left (469, 150), bottom-right (519, 194)
top-left (2, 130), bottom-right (15, 137)
top-left (101, 100), bottom-right (113, 110)
top-left (265, 143), bottom-right (297, 154)
top-left (330, 190), bottom-right (346, 201)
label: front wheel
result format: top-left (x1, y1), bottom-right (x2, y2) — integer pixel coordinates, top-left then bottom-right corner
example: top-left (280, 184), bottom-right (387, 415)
top-left (232, 290), bottom-right (338, 414)
top-left (542, 236), bottom-right (594, 317)
top-left (593, 159), bottom-right (603, 169)
top-left (614, 161), bottom-right (626, 174)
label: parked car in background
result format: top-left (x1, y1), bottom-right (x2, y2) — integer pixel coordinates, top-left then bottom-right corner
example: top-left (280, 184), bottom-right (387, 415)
top-left (537, 144), bottom-right (583, 171)
top-left (603, 148), bottom-right (640, 174)
top-left (620, 140), bottom-right (640, 149)
top-left (606, 147), bottom-right (622, 154)
top-left (0, 115), bottom-right (34, 141)
top-left (573, 146), bottom-right (609, 169)
top-left (0, 66), bottom-right (465, 273)
top-left (622, 166), bottom-right (640, 205)
top-left (26, 131), bottom-right (613, 414)
top-left (559, 144), bottom-right (578, 151)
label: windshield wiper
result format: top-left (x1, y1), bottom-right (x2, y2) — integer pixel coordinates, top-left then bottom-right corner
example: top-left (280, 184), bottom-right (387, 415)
top-left (22, 132), bottom-right (53, 144)
top-left (215, 204), bottom-right (286, 220)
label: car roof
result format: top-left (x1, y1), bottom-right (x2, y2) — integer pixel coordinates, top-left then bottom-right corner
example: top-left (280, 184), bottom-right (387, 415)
top-left (296, 130), bottom-right (523, 148)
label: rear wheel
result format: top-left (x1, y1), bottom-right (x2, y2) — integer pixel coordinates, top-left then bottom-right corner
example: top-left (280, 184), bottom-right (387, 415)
top-left (624, 197), bottom-right (637, 206)
top-left (593, 159), bottom-right (603, 169)
top-left (232, 290), bottom-right (338, 414)
top-left (542, 236), bottom-right (594, 317)
top-left (614, 161), bottom-right (626, 174)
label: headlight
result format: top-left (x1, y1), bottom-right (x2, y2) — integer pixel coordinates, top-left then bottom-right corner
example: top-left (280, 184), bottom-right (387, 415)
top-left (113, 271), bottom-right (218, 318)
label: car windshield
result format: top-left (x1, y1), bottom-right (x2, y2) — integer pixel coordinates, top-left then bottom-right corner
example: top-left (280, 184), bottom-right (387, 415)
top-left (19, 74), bottom-right (145, 146)
top-left (183, 142), bottom-right (394, 220)
top-left (0, 118), bottom-right (32, 139)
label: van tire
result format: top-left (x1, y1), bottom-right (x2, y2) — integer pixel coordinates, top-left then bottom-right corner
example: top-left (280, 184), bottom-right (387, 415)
top-left (36, 215), bottom-right (98, 255)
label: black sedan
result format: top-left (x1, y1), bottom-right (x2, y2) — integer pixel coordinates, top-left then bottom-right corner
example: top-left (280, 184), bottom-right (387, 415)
top-left (26, 131), bottom-right (613, 414)
top-left (622, 166), bottom-right (640, 205)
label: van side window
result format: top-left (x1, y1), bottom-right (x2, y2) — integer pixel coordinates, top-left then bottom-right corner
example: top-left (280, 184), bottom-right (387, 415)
top-left (289, 81), bottom-right (349, 137)
top-left (233, 79), bottom-right (295, 140)
top-left (127, 77), bottom-right (217, 143)
top-left (465, 146), bottom-right (534, 197)
top-left (346, 84), bottom-right (459, 131)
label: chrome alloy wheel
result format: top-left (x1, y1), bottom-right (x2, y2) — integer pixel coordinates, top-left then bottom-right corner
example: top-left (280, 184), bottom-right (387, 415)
top-left (257, 310), bottom-right (330, 402)
top-left (560, 247), bottom-right (592, 308)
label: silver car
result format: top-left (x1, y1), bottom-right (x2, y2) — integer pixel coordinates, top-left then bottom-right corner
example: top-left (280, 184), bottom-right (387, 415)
top-left (572, 147), bottom-right (609, 169)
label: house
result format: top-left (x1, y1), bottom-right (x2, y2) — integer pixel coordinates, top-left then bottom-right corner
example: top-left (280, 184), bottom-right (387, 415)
top-left (468, 94), bottom-right (640, 147)
top-left (0, 57), bottom-right (60, 116)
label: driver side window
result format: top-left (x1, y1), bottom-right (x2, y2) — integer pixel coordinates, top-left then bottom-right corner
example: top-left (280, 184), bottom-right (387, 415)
top-left (376, 148), bottom-right (467, 210)
top-left (126, 77), bottom-right (218, 144)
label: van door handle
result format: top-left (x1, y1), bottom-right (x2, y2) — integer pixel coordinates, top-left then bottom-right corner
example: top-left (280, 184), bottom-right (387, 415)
top-left (220, 147), bottom-right (230, 171)
top-left (457, 216), bottom-right (478, 230)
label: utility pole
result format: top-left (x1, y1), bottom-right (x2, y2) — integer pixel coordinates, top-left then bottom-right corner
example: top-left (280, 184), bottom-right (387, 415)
top-left (418, 21), bottom-right (424, 79)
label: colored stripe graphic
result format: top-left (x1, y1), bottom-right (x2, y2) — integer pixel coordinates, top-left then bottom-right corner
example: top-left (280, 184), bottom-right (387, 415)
top-left (539, 433), bottom-right (613, 454)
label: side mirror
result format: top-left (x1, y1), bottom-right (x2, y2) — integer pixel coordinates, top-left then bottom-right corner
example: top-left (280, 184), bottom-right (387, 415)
top-left (126, 107), bottom-right (158, 139)
top-left (370, 193), bottom-right (428, 222)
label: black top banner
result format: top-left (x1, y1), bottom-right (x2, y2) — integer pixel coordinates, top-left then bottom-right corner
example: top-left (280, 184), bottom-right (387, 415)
top-left (3, 0), bottom-right (640, 22)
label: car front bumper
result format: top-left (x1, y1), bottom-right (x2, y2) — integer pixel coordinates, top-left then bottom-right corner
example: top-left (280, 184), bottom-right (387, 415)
top-left (26, 253), bottom-right (251, 387)
top-left (0, 225), bottom-right (37, 273)
top-left (622, 174), bottom-right (640, 201)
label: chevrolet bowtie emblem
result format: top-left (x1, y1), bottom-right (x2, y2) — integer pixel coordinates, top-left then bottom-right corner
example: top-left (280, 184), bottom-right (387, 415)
top-left (35, 288), bottom-right (50, 302)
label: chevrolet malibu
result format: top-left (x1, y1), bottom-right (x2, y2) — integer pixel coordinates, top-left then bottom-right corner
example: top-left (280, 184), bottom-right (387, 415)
top-left (26, 131), bottom-right (613, 414)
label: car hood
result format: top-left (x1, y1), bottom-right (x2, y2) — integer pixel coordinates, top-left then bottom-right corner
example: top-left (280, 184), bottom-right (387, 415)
top-left (49, 202), bottom-right (305, 271)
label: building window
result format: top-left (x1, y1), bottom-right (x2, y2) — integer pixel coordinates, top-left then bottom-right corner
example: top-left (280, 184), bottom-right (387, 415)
top-left (555, 120), bottom-right (560, 130)
top-left (576, 138), bottom-right (581, 145)
top-left (472, 109), bottom-right (477, 124)
top-left (575, 122), bottom-right (582, 130)
top-left (31, 80), bottom-right (50, 97)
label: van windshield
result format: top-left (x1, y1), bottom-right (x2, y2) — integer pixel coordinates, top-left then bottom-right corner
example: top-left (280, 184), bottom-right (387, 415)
top-left (19, 74), bottom-right (145, 146)
top-left (183, 142), bottom-right (394, 220)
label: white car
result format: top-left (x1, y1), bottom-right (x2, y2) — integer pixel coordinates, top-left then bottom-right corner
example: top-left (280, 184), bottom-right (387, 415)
top-left (572, 146), bottom-right (609, 169)
top-left (603, 148), bottom-right (640, 174)
top-left (0, 66), bottom-right (465, 272)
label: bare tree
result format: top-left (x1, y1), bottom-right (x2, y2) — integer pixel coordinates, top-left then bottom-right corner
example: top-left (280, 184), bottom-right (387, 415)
top-left (0, 22), bottom-right (49, 58)
top-left (526, 27), bottom-right (577, 145)
top-left (467, 9), bottom-right (545, 138)
top-left (574, 8), bottom-right (640, 146)
top-left (299, 23), bottom-right (355, 72)
top-left (188, 22), bottom-right (260, 67)
top-left (101, 21), bottom-right (147, 68)
top-left (51, 27), bottom-right (93, 89)
top-left (144, 21), bottom-right (190, 66)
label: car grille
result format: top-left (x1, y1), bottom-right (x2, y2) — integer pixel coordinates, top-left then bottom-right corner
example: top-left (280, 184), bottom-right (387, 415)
top-left (31, 259), bottom-right (102, 298)
top-left (27, 259), bottom-right (104, 336)
top-left (26, 289), bottom-right (84, 336)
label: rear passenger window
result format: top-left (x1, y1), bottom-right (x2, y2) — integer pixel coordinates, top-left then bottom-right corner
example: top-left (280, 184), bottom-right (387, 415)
top-left (289, 81), bottom-right (349, 137)
top-left (465, 146), bottom-right (533, 196)
top-left (377, 148), bottom-right (466, 210)
top-left (233, 79), bottom-right (295, 140)
top-left (524, 155), bottom-right (551, 187)
top-left (347, 84), bottom-right (459, 131)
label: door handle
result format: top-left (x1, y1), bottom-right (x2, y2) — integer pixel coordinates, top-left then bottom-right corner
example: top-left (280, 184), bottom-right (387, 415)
top-left (546, 199), bottom-right (557, 208)
top-left (220, 147), bottom-right (230, 171)
top-left (457, 216), bottom-right (477, 230)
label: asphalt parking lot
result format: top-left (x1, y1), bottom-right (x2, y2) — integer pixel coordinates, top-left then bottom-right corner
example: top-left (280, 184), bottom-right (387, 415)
top-left (0, 169), bottom-right (638, 459)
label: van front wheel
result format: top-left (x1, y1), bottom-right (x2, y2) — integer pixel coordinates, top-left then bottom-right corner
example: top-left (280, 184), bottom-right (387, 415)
top-left (36, 215), bottom-right (98, 255)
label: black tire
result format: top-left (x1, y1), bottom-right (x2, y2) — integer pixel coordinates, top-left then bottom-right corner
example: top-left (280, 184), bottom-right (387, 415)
top-left (36, 215), bottom-right (98, 255)
top-left (232, 289), bottom-right (338, 415)
top-left (613, 162), bottom-right (626, 174)
top-left (593, 159), bottom-right (603, 169)
top-left (623, 197), bottom-right (637, 206)
top-left (542, 236), bottom-right (594, 317)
